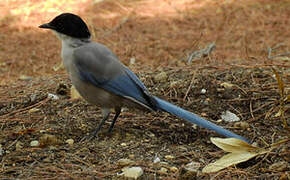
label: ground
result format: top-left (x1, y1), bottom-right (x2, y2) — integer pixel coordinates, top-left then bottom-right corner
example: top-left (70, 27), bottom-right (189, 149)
top-left (0, 0), bottom-right (289, 179)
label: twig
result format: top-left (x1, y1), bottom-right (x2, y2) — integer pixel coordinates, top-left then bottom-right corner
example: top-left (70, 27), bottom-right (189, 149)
top-left (250, 100), bottom-right (254, 119)
top-left (183, 72), bottom-right (196, 102)
top-left (267, 43), bottom-right (290, 59)
top-left (0, 97), bottom-right (49, 119)
top-left (187, 42), bottom-right (216, 63)
top-left (6, 136), bottom-right (22, 149)
top-left (269, 52), bottom-right (290, 59)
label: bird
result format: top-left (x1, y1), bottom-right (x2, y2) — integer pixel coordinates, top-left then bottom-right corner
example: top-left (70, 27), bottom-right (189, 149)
top-left (39, 13), bottom-right (249, 143)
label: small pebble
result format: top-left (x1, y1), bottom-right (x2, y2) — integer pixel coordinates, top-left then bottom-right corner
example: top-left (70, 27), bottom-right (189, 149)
top-left (65, 139), bottom-right (74, 145)
top-left (39, 134), bottom-right (61, 146)
top-left (30, 140), bottom-right (40, 147)
top-left (120, 143), bottom-right (127, 147)
top-left (160, 162), bottom-right (169, 165)
top-left (269, 161), bottom-right (288, 172)
top-left (234, 121), bottom-right (250, 130)
top-left (123, 166), bottom-right (143, 179)
top-left (184, 162), bottom-right (200, 172)
top-left (39, 130), bottom-right (46, 133)
top-left (153, 157), bottom-right (160, 163)
top-left (170, 166), bottom-right (178, 172)
top-left (47, 93), bottom-right (59, 100)
top-left (200, 88), bottom-right (207, 94)
top-left (117, 158), bottom-right (134, 166)
top-left (217, 88), bottom-right (224, 92)
top-left (170, 81), bottom-right (182, 88)
top-left (221, 110), bottom-right (240, 122)
top-left (165, 155), bottom-right (175, 160)
top-left (15, 141), bottom-right (23, 151)
top-left (159, 167), bottom-right (168, 173)
top-left (221, 82), bottom-right (234, 89)
top-left (216, 119), bottom-right (223, 123)
top-left (28, 108), bottom-right (40, 113)
top-left (129, 154), bottom-right (135, 159)
top-left (203, 99), bottom-right (210, 105)
top-left (129, 57), bottom-right (136, 65)
top-left (154, 72), bottom-right (167, 82)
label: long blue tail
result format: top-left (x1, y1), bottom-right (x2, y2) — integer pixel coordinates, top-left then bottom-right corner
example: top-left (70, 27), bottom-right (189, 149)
top-left (154, 97), bottom-right (249, 143)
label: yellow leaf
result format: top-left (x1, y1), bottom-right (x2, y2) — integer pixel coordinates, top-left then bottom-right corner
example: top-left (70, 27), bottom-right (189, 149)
top-left (53, 62), bottom-right (64, 71)
top-left (70, 86), bottom-right (81, 100)
top-left (221, 82), bottom-right (235, 88)
top-left (274, 109), bottom-right (282, 117)
top-left (210, 137), bottom-right (258, 153)
top-left (203, 138), bottom-right (288, 173)
top-left (202, 152), bottom-right (258, 173)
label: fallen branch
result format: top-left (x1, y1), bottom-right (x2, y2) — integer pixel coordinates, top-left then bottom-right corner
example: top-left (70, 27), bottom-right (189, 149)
top-left (0, 97), bottom-right (49, 119)
top-left (267, 43), bottom-right (290, 59)
top-left (187, 42), bottom-right (216, 63)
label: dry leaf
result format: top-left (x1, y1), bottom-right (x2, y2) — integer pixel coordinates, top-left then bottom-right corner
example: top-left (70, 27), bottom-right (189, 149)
top-left (203, 152), bottom-right (258, 173)
top-left (202, 138), bottom-right (270, 173)
top-left (53, 62), bottom-right (64, 71)
top-left (210, 137), bottom-right (258, 153)
top-left (220, 82), bottom-right (235, 88)
top-left (274, 109), bottom-right (282, 117)
top-left (70, 86), bottom-right (81, 100)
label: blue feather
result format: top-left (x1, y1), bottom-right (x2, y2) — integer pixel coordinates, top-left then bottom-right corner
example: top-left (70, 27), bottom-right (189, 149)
top-left (154, 97), bottom-right (249, 143)
top-left (78, 69), bottom-right (152, 107)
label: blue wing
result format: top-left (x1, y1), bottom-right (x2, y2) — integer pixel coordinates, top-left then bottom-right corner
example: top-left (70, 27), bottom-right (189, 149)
top-left (77, 65), bottom-right (157, 110)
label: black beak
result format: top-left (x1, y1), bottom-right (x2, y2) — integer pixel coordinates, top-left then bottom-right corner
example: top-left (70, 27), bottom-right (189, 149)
top-left (39, 23), bottom-right (53, 29)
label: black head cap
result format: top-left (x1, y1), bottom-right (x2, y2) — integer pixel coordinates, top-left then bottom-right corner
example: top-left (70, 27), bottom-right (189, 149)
top-left (39, 13), bottom-right (91, 39)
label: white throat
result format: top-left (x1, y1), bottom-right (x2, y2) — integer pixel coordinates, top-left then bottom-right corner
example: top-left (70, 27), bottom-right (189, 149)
top-left (53, 31), bottom-right (90, 48)
top-left (53, 31), bottom-right (90, 71)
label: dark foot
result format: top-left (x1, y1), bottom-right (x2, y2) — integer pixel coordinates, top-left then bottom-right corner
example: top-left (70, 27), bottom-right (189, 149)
top-left (80, 111), bottom-right (111, 142)
top-left (80, 127), bottom-right (104, 142)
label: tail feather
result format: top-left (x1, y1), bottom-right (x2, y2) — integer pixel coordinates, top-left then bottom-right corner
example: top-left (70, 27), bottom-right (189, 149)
top-left (154, 97), bottom-right (249, 143)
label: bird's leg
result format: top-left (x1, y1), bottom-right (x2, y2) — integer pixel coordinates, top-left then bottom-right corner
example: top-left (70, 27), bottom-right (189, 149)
top-left (108, 108), bottom-right (121, 133)
top-left (81, 108), bottom-right (111, 141)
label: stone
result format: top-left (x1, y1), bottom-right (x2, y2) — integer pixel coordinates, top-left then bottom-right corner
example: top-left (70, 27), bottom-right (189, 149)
top-left (154, 72), bottom-right (167, 82)
top-left (123, 166), bottom-right (143, 179)
top-left (165, 155), bottom-right (175, 160)
top-left (65, 139), bottom-right (74, 145)
top-left (269, 161), bottom-right (288, 172)
top-left (117, 158), bottom-right (134, 166)
top-left (159, 167), bottom-right (168, 173)
top-left (184, 161), bottom-right (200, 172)
top-left (30, 140), bottom-right (40, 147)
top-left (170, 166), bottom-right (178, 172)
